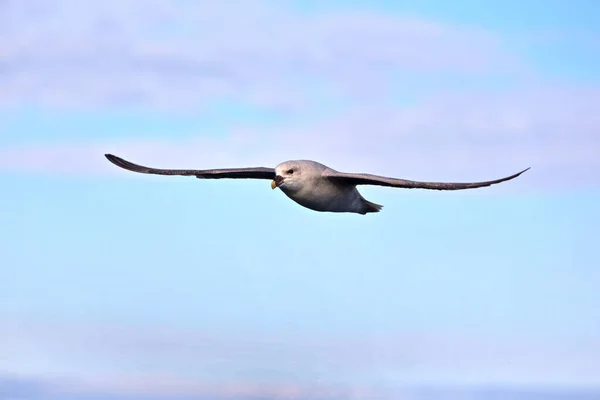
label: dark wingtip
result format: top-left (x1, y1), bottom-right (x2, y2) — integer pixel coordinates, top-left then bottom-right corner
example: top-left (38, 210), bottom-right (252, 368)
top-left (489, 166), bottom-right (530, 187)
top-left (514, 167), bottom-right (531, 178)
top-left (105, 153), bottom-right (119, 164)
top-left (501, 167), bottom-right (530, 182)
top-left (105, 153), bottom-right (125, 168)
top-left (104, 153), bottom-right (145, 173)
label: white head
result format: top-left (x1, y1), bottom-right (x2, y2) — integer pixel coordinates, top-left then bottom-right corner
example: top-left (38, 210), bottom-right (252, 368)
top-left (271, 160), bottom-right (329, 192)
top-left (271, 161), bottom-right (305, 192)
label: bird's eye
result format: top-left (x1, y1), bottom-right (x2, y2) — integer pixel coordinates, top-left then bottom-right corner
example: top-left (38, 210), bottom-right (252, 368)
top-left (287, 169), bottom-right (294, 174)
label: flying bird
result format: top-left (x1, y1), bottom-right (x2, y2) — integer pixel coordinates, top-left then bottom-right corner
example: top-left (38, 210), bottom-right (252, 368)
top-left (105, 154), bottom-right (529, 215)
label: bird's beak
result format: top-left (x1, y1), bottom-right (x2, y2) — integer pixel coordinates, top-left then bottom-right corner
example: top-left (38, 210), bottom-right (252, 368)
top-left (271, 175), bottom-right (284, 189)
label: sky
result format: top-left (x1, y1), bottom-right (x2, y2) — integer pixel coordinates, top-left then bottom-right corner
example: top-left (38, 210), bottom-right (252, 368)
top-left (1, 1), bottom-right (599, 399)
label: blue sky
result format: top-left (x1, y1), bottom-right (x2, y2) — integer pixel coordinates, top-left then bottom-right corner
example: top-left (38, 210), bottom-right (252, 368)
top-left (1, 1), bottom-right (599, 399)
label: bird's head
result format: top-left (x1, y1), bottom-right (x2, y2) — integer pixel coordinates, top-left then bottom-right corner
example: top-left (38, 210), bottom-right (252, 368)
top-left (271, 161), bottom-right (304, 192)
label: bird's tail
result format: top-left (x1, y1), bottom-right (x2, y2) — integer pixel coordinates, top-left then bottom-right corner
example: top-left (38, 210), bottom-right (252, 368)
top-left (362, 200), bottom-right (383, 214)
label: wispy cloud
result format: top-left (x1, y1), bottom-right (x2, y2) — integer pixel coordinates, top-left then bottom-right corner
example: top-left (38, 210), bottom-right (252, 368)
top-left (0, 0), bottom-right (520, 110)
top-left (2, 374), bottom-right (600, 400)
top-left (1, 85), bottom-right (598, 188)
top-left (2, 319), bottom-right (600, 392)
top-left (0, 2), bottom-right (597, 187)
top-left (0, 374), bottom-right (382, 400)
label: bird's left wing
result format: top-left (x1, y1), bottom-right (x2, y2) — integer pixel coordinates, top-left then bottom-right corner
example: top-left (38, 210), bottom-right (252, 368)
top-left (105, 154), bottom-right (275, 180)
top-left (323, 167), bottom-right (530, 190)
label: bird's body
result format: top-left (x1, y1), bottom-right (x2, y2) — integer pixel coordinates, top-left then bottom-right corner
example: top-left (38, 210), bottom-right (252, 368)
top-left (105, 154), bottom-right (529, 215)
top-left (273, 160), bottom-right (382, 214)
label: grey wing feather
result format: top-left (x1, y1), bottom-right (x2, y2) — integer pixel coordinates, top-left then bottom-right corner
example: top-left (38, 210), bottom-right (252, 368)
top-left (324, 167), bottom-right (530, 190)
top-left (105, 154), bottom-right (275, 180)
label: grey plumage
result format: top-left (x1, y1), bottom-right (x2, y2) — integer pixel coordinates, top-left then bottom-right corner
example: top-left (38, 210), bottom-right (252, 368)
top-left (105, 154), bottom-right (275, 180)
top-left (105, 154), bottom-right (529, 215)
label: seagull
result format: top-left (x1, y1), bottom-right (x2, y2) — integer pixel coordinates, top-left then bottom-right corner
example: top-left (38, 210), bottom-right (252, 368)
top-left (105, 154), bottom-right (529, 215)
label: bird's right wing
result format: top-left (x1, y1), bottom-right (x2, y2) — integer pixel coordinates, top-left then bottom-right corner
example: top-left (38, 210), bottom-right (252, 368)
top-left (323, 168), bottom-right (530, 190)
top-left (105, 154), bottom-right (275, 180)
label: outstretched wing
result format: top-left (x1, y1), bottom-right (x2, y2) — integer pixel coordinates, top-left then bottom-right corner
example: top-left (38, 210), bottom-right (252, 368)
top-left (324, 167), bottom-right (530, 190)
top-left (105, 154), bottom-right (275, 180)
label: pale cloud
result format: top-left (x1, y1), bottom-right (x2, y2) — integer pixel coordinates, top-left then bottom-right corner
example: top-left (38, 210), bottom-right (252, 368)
top-left (0, 0), bottom-right (520, 110)
top-left (0, 375), bottom-right (382, 400)
top-left (0, 1), bottom-right (596, 188)
top-left (1, 319), bottom-right (600, 392)
top-left (2, 376), bottom-right (600, 400)
top-left (0, 85), bottom-right (598, 188)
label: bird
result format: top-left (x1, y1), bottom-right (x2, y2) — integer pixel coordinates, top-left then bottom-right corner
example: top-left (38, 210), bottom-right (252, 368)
top-left (105, 154), bottom-right (529, 215)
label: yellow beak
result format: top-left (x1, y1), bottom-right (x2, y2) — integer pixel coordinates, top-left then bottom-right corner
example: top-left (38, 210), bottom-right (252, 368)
top-left (271, 180), bottom-right (277, 189)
